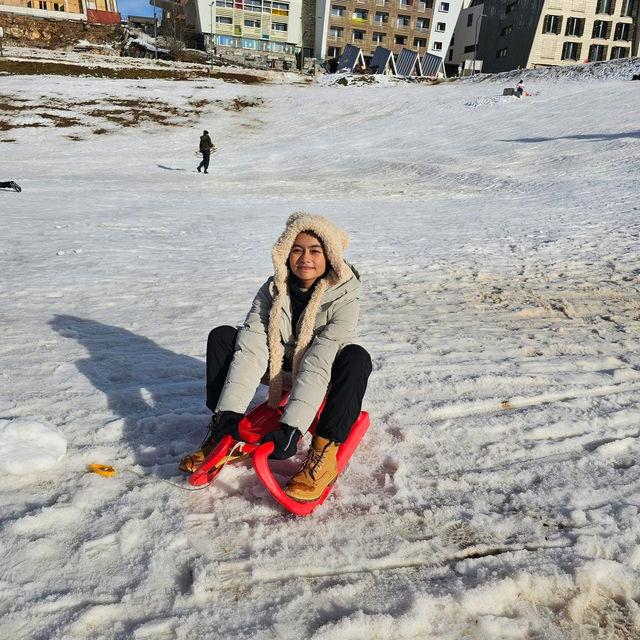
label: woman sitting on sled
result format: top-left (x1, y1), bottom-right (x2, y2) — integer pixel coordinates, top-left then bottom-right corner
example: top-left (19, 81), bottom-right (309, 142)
top-left (180, 212), bottom-right (372, 502)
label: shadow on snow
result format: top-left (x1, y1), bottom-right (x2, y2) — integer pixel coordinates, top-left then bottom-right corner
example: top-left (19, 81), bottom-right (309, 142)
top-left (49, 314), bottom-right (207, 469)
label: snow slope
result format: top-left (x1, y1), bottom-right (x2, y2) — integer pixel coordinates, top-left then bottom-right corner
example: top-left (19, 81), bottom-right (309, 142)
top-left (1, 58), bottom-right (640, 639)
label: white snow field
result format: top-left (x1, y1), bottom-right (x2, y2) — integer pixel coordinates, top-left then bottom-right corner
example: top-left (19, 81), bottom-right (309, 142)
top-left (1, 56), bottom-right (640, 639)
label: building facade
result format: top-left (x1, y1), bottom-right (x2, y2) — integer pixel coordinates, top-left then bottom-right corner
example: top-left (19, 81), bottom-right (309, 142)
top-left (471, 0), bottom-right (638, 73)
top-left (0, 0), bottom-right (119, 22)
top-left (193, 0), bottom-right (302, 54)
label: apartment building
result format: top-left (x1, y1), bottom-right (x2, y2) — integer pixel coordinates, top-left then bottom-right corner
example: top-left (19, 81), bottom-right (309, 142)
top-left (320, 0), bottom-right (435, 61)
top-left (528, 0), bottom-right (638, 67)
top-left (192, 0), bottom-right (302, 54)
top-left (446, 0), bottom-right (486, 74)
top-left (0, 0), bottom-right (118, 22)
top-left (470, 0), bottom-right (638, 74)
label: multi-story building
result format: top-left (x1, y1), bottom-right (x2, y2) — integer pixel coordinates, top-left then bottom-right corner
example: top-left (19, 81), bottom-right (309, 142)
top-left (468, 0), bottom-right (638, 74)
top-left (0, 0), bottom-right (119, 22)
top-left (193, 0), bottom-right (302, 54)
top-left (318, 0), bottom-right (462, 65)
top-left (446, 0), bottom-right (486, 74)
top-left (185, 0), bottom-right (463, 66)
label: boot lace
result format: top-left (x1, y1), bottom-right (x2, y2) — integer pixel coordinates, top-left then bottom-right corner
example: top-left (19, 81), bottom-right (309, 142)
top-left (301, 442), bottom-right (331, 480)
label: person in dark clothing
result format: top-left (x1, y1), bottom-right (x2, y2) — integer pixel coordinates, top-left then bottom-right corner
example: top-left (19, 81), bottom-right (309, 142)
top-left (197, 130), bottom-right (213, 174)
top-left (0, 181), bottom-right (21, 192)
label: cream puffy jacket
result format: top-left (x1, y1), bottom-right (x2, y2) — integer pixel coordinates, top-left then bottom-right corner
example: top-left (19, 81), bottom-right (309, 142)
top-left (215, 212), bottom-right (361, 431)
top-left (216, 267), bottom-right (361, 430)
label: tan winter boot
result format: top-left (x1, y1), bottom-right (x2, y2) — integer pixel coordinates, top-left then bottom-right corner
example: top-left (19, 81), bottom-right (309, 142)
top-left (284, 435), bottom-right (339, 502)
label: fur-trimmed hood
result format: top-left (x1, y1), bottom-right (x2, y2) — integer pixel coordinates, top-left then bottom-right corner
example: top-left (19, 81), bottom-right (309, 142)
top-left (271, 211), bottom-right (352, 289)
top-left (267, 212), bottom-right (354, 407)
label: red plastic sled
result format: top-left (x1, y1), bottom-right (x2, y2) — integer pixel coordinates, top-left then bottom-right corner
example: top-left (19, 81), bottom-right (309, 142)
top-left (188, 395), bottom-right (370, 515)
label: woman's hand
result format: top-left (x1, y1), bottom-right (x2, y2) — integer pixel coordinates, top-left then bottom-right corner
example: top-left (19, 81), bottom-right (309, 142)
top-left (215, 411), bottom-right (244, 440)
top-left (262, 424), bottom-right (301, 459)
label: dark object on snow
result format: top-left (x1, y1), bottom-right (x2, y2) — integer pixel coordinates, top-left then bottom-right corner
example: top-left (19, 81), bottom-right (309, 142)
top-left (0, 181), bottom-right (21, 192)
top-left (503, 88), bottom-right (516, 96)
top-left (632, 74), bottom-right (640, 81)
top-left (262, 423), bottom-right (301, 460)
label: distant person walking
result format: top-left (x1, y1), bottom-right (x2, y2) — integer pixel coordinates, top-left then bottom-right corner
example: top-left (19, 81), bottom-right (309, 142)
top-left (197, 130), bottom-right (213, 174)
top-left (0, 181), bottom-right (21, 192)
top-left (515, 79), bottom-right (525, 98)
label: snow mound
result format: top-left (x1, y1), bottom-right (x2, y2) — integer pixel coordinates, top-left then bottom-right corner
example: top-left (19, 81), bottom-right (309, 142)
top-left (0, 417), bottom-right (67, 475)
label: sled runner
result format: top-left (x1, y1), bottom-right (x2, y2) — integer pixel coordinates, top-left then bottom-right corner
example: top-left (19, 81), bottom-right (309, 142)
top-left (188, 395), bottom-right (370, 515)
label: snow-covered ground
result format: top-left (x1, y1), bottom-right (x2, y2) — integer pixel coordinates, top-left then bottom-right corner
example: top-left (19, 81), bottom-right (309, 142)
top-left (2, 56), bottom-right (640, 639)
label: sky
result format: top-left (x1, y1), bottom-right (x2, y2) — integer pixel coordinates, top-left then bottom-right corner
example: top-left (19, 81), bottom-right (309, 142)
top-left (118, 0), bottom-right (156, 19)
top-left (1, 52), bottom-right (640, 639)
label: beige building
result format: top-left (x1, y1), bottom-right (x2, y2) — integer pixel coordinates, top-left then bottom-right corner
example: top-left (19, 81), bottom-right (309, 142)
top-left (528, 0), bottom-right (637, 66)
top-left (468, 0), bottom-right (638, 74)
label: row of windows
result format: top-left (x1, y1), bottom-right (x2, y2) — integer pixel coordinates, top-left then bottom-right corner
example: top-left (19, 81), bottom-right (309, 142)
top-left (365, 0), bottom-right (432, 7)
top-left (332, 10), bottom-right (432, 29)
top-left (496, 42), bottom-right (630, 61)
top-left (216, 15), bottom-right (287, 30)
top-left (561, 41), bottom-right (630, 60)
top-left (215, 0), bottom-right (289, 12)
top-left (329, 27), bottom-right (443, 49)
top-left (508, 0), bottom-right (634, 16)
top-left (542, 15), bottom-right (632, 41)
top-left (331, 0), bottom-right (433, 10)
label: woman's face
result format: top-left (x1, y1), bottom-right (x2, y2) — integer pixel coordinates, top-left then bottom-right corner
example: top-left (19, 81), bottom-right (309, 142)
top-left (288, 232), bottom-right (327, 288)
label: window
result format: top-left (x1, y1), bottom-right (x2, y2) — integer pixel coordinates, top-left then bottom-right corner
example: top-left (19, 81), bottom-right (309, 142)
top-left (399, 0), bottom-right (413, 7)
top-left (413, 37), bottom-right (427, 47)
top-left (375, 11), bottom-right (389, 22)
top-left (244, 18), bottom-right (260, 27)
top-left (622, 0), bottom-right (634, 16)
top-left (506, 1), bottom-right (518, 13)
top-left (439, 2), bottom-right (449, 11)
top-left (463, 44), bottom-right (475, 53)
top-left (271, 21), bottom-right (287, 31)
top-left (596, 0), bottom-right (614, 13)
top-left (436, 21), bottom-right (446, 31)
top-left (216, 16), bottom-right (232, 23)
top-left (38, 0), bottom-right (46, 8)
top-left (217, 0), bottom-right (233, 7)
top-left (561, 41), bottom-right (581, 59)
top-left (501, 24), bottom-right (513, 36)
top-left (467, 13), bottom-right (473, 27)
top-left (496, 47), bottom-right (508, 57)
top-left (244, 0), bottom-right (261, 10)
top-left (394, 34), bottom-right (407, 44)
top-left (592, 20), bottom-right (611, 38)
top-left (331, 4), bottom-right (345, 16)
top-left (610, 45), bottom-right (629, 58)
top-left (329, 26), bottom-right (344, 37)
top-left (416, 17), bottom-right (430, 29)
top-left (352, 29), bottom-right (365, 40)
top-left (543, 15), bottom-right (562, 34)
top-left (328, 46), bottom-right (342, 57)
top-left (272, 1), bottom-right (289, 14)
top-left (565, 17), bottom-right (584, 36)
top-left (588, 44), bottom-right (607, 60)
top-left (613, 22), bottom-right (630, 40)
top-left (372, 31), bottom-right (385, 42)
top-left (432, 40), bottom-right (442, 50)
top-left (419, 0), bottom-right (432, 9)
top-left (397, 14), bottom-right (410, 26)
top-left (353, 8), bottom-right (368, 19)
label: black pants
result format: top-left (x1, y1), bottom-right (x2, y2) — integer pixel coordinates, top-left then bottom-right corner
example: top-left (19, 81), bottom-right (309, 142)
top-left (198, 150), bottom-right (211, 172)
top-left (206, 325), bottom-right (372, 443)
